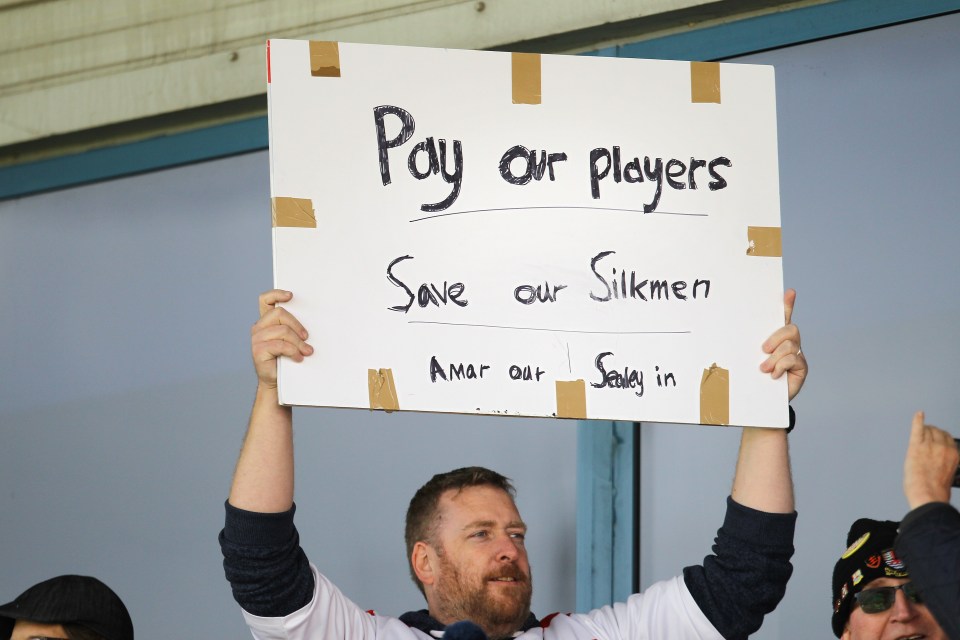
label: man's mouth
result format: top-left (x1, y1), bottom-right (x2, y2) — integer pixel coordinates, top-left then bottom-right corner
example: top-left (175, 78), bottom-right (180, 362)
top-left (896, 635), bottom-right (925, 640)
top-left (487, 570), bottom-right (525, 584)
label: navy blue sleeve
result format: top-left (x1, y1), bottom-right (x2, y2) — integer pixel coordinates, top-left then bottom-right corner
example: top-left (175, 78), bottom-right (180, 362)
top-left (219, 501), bottom-right (315, 617)
top-left (896, 501), bottom-right (960, 640)
top-left (683, 497), bottom-right (797, 640)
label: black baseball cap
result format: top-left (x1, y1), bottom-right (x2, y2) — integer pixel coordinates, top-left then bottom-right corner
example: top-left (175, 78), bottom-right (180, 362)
top-left (831, 518), bottom-right (906, 637)
top-left (0, 575), bottom-right (133, 640)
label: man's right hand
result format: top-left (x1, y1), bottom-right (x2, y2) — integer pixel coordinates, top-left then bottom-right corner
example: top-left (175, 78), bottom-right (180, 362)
top-left (229, 290), bottom-right (309, 512)
top-left (252, 289), bottom-right (313, 389)
top-left (904, 411), bottom-right (959, 509)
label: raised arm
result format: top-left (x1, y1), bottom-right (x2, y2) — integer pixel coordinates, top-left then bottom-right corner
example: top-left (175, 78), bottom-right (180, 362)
top-left (220, 290), bottom-right (318, 620)
top-left (229, 289), bottom-right (313, 512)
top-left (903, 411), bottom-right (959, 510)
top-left (731, 288), bottom-right (807, 513)
top-left (895, 412), bottom-right (960, 640)
top-left (683, 289), bottom-right (807, 640)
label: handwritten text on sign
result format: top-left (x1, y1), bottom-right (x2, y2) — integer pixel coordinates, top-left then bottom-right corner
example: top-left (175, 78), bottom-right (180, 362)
top-left (268, 40), bottom-right (788, 427)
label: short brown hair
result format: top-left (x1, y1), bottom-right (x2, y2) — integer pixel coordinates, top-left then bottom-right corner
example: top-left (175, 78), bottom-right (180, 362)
top-left (404, 467), bottom-right (516, 595)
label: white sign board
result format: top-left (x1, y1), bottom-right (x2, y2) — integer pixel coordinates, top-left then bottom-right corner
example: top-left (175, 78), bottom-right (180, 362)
top-left (268, 39), bottom-right (788, 427)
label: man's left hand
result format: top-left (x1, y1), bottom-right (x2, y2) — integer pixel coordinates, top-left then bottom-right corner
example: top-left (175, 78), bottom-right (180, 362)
top-left (760, 288), bottom-right (808, 402)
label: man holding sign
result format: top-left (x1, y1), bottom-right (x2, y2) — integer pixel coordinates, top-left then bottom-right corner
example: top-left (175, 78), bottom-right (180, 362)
top-left (220, 288), bottom-right (807, 639)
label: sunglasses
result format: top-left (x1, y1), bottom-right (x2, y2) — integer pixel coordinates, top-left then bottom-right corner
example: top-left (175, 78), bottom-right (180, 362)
top-left (854, 582), bottom-right (922, 613)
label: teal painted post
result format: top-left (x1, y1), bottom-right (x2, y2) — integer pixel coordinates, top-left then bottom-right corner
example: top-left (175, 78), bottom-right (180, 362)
top-left (575, 421), bottom-right (637, 612)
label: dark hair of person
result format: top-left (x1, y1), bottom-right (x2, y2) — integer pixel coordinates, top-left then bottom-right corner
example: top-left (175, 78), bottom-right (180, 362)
top-left (404, 466), bottom-right (516, 595)
top-left (63, 623), bottom-right (107, 640)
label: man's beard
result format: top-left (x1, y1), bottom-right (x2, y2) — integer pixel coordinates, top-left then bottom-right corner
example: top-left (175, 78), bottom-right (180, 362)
top-left (432, 554), bottom-right (533, 639)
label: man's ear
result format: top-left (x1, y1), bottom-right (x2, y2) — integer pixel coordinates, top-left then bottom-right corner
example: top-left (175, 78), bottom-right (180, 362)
top-left (412, 541), bottom-right (437, 587)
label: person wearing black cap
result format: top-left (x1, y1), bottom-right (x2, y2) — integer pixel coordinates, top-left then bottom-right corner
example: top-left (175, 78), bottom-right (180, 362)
top-left (0, 575), bottom-right (133, 640)
top-left (831, 518), bottom-right (946, 640)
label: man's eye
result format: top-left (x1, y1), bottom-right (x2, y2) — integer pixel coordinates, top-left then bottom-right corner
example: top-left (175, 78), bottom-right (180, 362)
top-left (471, 530), bottom-right (488, 538)
top-left (510, 532), bottom-right (526, 541)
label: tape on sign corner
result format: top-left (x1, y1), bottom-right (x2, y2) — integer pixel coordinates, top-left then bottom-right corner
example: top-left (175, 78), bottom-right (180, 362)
top-left (368, 368), bottom-right (400, 412)
top-left (555, 379), bottom-right (587, 420)
top-left (690, 61), bottom-right (721, 104)
top-left (309, 41), bottom-right (341, 78)
top-left (512, 52), bottom-right (542, 105)
top-left (699, 363), bottom-right (730, 426)
top-left (272, 197), bottom-right (317, 228)
top-left (746, 226), bottom-right (783, 257)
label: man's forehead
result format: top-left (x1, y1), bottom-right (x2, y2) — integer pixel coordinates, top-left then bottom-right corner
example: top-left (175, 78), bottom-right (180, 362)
top-left (438, 485), bottom-right (522, 518)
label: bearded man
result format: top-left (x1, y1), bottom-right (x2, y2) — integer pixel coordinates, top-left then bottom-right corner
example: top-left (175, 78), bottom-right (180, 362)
top-left (220, 289), bottom-right (808, 640)
top-left (401, 470), bottom-right (535, 637)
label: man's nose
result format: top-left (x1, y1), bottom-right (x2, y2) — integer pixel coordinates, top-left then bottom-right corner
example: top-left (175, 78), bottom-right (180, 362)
top-left (496, 535), bottom-right (521, 561)
top-left (888, 589), bottom-right (919, 622)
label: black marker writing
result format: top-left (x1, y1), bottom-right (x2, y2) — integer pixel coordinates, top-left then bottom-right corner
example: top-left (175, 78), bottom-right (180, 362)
top-left (386, 255), bottom-right (468, 313)
top-left (591, 351), bottom-right (644, 397)
top-left (430, 356), bottom-right (489, 382)
top-left (499, 145), bottom-right (568, 184)
top-left (589, 146), bottom-right (732, 212)
top-left (373, 104), bottom-right (464, 212)
top-left (588, 250), bottom-right (710, 303)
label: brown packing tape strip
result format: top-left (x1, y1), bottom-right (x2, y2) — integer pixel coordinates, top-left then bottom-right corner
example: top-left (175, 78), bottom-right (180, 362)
top-left (690, 61), bottom-right (721, 104)
top-left (699, 363), bottom-right (729, 425)
top-left (555, 379), bottom-right (586, 419)
top-left (368, 368), bottom-right (399, 411)
top-left (746, 226), bottom-right (783, 257)
top-left (309, 41), bottom-right (341, 77)
top-left (512, 52), bottom-right (541, 105)
top-left (272, 197), bottom-right (317, 228)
